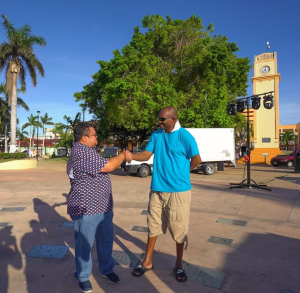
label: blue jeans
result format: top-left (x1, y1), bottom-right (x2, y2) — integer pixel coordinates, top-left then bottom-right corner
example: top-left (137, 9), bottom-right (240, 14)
top-left (71, 210), bottom-right (115, 282)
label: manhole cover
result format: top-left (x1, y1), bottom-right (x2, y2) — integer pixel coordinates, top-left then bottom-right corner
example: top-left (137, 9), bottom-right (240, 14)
top-left (141, 210), bottom-right (148, 215)
top-left (208, 236), bottom-right (233, 246)
top-left (112, 250), bottom-right (144, 267)
top-left (0, 222), bottom-right (9, 228)
top-left (217, 217), bottom-right (247, 226)
top-left (1, 207), bottom-right (25, 212)
top-left (27, 245), bottom-right (69, 259)
top-left (131, 226), bottom-right (148, 233)
top-left (181, 261), bottom-right (225, 288)
top-left (61, 222), bottom-right (73, 227)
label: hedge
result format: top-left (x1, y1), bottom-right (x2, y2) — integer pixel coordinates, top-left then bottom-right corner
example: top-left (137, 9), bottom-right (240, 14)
top-left (0, 152), bottom-right (27, 160)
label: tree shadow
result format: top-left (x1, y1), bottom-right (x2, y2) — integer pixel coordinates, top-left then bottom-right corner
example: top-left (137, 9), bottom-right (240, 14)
top-left (0, 226), bottom-right (22, 293)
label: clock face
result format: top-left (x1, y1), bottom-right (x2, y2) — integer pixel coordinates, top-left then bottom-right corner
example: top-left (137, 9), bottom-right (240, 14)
top-left (261, 66), bottom-right (270, 74)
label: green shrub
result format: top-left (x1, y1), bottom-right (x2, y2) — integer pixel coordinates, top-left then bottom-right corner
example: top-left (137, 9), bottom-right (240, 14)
top-left (0, 152), bottom-right (27, 160)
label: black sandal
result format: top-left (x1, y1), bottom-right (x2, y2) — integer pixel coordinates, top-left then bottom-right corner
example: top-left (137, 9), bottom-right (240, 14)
top-left (132, 264), bottom-right (153, 277)
top-left (174, 268), bottom-right (187, 282)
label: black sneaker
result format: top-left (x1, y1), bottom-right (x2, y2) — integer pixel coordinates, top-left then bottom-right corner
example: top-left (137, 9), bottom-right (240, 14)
top-left (78, 280), bottom-right (93, 292)
top-left (99, 272), bottom-right (120, 284)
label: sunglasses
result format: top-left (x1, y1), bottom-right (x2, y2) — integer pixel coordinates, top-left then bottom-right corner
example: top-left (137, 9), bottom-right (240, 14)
top-left (158, 117), bottom-right (174, 122)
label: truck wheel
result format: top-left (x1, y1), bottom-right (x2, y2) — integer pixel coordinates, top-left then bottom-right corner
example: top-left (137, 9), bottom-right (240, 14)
top-left (203, 163), bottom-right (215, 175)
top-left (139, 165), bottom-right (150, 178)
top-left (287, 161), bottom-right (294, 167)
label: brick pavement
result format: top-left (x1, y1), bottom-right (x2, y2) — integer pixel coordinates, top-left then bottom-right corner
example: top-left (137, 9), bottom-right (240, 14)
top-left (0, 161), bottom-right (299, 293)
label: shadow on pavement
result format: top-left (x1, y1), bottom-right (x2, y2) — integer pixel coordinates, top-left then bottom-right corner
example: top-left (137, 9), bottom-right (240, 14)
top-left (0, 226), bottom-right (22, 293)
top-left (222, 233), bottom-right (300, 292)
top-left (21, 198), bottom-right (74, 293)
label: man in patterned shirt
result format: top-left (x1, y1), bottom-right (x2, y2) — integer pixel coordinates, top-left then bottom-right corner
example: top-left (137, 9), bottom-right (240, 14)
top-left (67, 122), bottom-right (130, 293)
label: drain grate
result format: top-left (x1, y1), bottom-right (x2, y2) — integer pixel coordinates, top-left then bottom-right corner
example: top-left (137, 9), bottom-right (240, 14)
top-left (131, 226), bottom-right (148, 233)
top-left (61, 222), bottom-right (73, 227)
top-left (112, 250), bottom-right (143, 267)
top-left (141, 210), bottom-right (148, 215)
top-left (27, 245), bottom-right (69, 259)
top-left (181, 261), bottom-right (225, 288)
top-left (1, 207), bottom-right (25, 212)
top-left (208, 236), bottom-right (233, 246)
top-left (217, 217), bottom-right (247, 226)
top-left (0, 222), bottom-right (9, 228)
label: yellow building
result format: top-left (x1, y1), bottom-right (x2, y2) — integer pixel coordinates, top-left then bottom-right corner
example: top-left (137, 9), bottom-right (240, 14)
top-left (247, 52), bottom-right (282, 164)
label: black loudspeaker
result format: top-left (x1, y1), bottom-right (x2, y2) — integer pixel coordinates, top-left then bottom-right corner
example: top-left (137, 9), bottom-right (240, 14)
top-left (251, 96), bottom-right (261, 110)
top-left (263, 95), bottom-right (274, 109)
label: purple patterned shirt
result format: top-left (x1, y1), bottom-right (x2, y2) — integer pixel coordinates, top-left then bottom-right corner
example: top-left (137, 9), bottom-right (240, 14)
top-left (66, 142), bottom-right (113, 216)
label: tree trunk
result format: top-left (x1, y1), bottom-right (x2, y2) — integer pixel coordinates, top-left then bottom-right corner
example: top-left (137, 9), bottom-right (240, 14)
top-left (4, 123), bottom-right (8, 153)
top-left (9, 71), bottom-right (18, 153)
top-left (29, 126), bottom-right (32, 156)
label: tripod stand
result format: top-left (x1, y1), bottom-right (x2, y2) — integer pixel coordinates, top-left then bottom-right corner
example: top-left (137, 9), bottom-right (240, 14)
top-left (230, 98), bottom-right (271, 191)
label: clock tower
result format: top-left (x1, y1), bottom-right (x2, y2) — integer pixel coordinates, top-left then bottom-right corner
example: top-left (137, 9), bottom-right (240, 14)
top-left (250, 52), bottom-right (281, 163)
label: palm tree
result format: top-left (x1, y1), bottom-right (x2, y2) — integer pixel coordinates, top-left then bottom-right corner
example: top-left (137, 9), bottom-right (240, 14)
top-left (0, 15), bottom-right (46, 153)
top-left (281, 131), bottom-right (297, 150)
top-left (16, 128), bottom-right (29, 150)
top-left (53, 123), bottom-right (73, 155)
top-left (0, 84), bottom-right (29, 152)
top-left (22, 114), bottom-right (42, 156)
top-left (63, 112), bottom-right (81, 141)
top-left (40, 113), bottom-right (54, 155)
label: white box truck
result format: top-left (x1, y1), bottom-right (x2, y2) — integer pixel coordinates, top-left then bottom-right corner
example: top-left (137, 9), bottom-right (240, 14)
top-left (122, 128), bottom-right (236, 177)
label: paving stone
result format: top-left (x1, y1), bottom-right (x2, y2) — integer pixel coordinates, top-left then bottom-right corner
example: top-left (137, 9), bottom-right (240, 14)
top-left (61, 221), bottom-right (73, 227)
top-left (182, 261), bottom-right (225, 289)
top-left (208, 236), bottom-right (233, 246)
top-left (0, 222), bottom-right (9, 228)
top-left (131, 226), bottom-right (148, 232)
top-left (0, 207), bottom-right (25, 212)
top-left (217, 217), bottom-right (247, 226)
top-left (27, 245), bottom-right (69, 259)
top-left (141, 210), bottom-right (148, 215)
top-left (112, 250), bottom-right (144, 267)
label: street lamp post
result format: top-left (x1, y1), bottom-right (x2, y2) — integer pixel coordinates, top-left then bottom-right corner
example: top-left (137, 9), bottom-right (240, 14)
top-left (204, 92), bottom-right (208, 128)
top-left (37, 111), bottom-right (40, 161)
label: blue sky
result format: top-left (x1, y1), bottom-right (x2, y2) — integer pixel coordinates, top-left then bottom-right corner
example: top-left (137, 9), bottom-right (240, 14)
top-left (1, 0), bottom-right (299, 129)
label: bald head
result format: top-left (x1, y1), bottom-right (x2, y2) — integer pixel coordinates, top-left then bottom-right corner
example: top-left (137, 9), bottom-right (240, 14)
top-left (159, 106), bottom-right (178, 119)
top-left (158, 106), bottom-right (178, 133)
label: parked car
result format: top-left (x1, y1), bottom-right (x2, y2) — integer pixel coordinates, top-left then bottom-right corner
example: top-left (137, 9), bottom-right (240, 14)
top-left (270, 150), bottom-right (300, 167)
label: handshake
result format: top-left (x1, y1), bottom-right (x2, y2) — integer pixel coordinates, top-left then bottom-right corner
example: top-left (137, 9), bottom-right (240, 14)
top-left (122, 150), bottom-right (133, 163)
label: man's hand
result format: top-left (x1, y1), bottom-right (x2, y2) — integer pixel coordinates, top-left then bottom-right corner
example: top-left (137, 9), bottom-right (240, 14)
top-left (123, 150), bottom-right (132, 162)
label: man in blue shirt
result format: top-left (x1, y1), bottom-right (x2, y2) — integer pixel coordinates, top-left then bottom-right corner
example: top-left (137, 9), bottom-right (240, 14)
top-left (130, 106), bottom-right (201, 282)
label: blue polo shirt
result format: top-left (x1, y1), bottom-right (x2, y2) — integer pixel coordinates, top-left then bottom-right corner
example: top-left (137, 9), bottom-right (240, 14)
top-left (145, 126), bottom-right (199, 192)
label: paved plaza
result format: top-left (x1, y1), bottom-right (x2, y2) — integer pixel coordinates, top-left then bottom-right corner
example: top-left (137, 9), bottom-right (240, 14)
top-left (0, 160), bottom-right (300, 293)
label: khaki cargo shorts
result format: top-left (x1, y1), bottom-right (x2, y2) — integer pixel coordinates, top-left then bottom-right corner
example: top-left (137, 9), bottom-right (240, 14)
top-left (147, 190), bottom-right (191, 244)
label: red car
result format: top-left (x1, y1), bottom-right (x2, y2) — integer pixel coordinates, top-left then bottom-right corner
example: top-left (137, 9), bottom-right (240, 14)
top-left (270, 150), bottom-right (300, 167)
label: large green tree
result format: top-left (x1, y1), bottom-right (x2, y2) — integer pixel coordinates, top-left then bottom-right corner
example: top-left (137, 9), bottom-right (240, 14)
top-left (0, 15), bottom-right (46, 153)
top-left (75, 15), bottom-right (251, 145)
